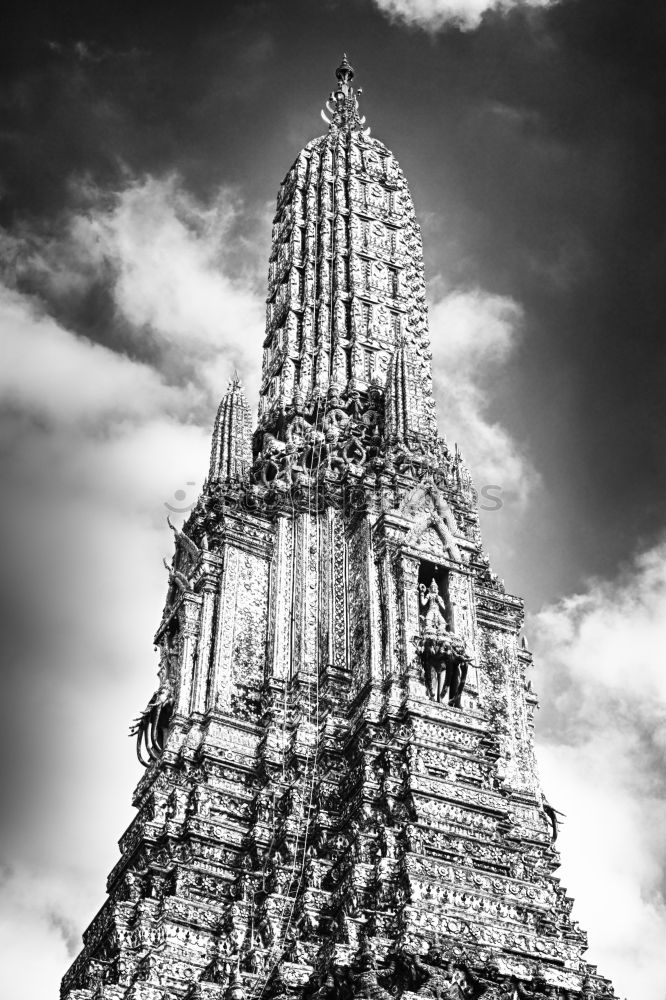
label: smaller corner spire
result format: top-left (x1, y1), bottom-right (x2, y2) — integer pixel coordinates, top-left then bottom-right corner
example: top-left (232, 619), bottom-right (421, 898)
top-left (209, 375), bottom-right (252, 482)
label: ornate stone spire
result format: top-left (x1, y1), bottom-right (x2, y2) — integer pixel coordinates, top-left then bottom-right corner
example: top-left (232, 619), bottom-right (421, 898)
top-left (208, 373), bottom-right (252, 481)
top-left (259, 55), bottom-right (436, 455)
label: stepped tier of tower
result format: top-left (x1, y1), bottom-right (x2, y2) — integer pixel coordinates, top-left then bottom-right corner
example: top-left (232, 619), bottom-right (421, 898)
top-left (62, 58), bottom-right (616, 1000)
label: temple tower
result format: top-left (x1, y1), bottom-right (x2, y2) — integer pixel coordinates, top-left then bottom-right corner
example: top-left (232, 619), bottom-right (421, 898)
top-left (62, 57), bottom-right (616, 1000)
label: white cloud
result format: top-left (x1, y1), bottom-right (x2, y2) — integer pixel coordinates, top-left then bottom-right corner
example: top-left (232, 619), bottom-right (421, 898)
top-left (372, 0), bottom-right (555, 32)
top-left (0, 284), bottom-right (187, 426)
top-left (6, 173), bottom-right (266, 403)
top-left (0, 172), bottom-right (267, 998)
top-left (531, 541), bottom-right (666, 1000)
top-left (87, 176), bottom-right (263, 369)
top-left (429, 288), bottom-right (539, 507)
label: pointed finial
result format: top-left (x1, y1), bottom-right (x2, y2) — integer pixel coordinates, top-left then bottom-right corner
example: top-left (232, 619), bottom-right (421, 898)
top-left (336, 53), bottom-right (354, 88)
top-left (320, 52), bottom-right (368, 133)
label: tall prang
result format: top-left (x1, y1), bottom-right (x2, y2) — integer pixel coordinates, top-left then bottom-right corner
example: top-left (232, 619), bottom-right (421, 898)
top-left (62, 57), bottom-right (616, 1000)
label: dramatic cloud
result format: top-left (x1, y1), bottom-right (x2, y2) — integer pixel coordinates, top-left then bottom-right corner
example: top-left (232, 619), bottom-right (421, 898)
top-left (0, 285), bottom-right (184, 424)
top-left (85, 176), bottom-right (265, 378)
top-left (429, 288), bottom-right (539, 508)
top-left (0, 285), bottom-right (210, 1000)
top-left (371, 0), bottom-right (555, 32)
top-left (5, 174), bottom-right (266, 401)
top-left (532, 541), bottom-right (666, 999)
top-left (0, 173), bottom-right (267, 998)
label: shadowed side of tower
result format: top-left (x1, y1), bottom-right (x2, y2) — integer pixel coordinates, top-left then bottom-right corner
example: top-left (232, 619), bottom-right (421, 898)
top-left (62, 57), bottom-right (616, 1000)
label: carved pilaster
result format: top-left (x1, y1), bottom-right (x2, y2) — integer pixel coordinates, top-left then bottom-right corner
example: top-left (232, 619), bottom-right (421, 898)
top-left (268, 515), bottom-right (294, 681)
top-left (397, 552), bottom-right (420, 675)
top-left (209, 545), bottom-right (240, 711)
top-left (176, 594), bottom-right (202, 715)
top-left (190, 580), bottom-right (218, 714)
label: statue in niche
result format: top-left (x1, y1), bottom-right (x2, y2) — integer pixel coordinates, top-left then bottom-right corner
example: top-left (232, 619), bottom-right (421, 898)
top-left (419, 579), bottom-right (447, 631)
top-left (416, 578), bottom-right (471, 707)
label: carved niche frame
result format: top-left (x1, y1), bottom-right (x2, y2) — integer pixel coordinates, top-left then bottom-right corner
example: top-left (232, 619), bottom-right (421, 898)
top-left (375, 482), bottom-right (479, 709)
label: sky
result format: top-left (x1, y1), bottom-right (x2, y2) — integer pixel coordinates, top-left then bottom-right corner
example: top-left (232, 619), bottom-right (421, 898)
top-left (0, 1), bottom-right (664, 997)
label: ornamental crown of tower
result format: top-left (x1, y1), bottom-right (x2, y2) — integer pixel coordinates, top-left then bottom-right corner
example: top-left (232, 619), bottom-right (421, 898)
top-left (62, 57), bottom-right (617, 1000)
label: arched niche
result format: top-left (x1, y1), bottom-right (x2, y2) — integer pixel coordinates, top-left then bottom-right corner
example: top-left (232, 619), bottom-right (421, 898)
top-left (392, 487), bottom-right (478, 706)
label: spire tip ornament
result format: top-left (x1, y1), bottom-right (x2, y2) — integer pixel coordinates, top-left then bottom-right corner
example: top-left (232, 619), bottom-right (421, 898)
top-left (321, 52), bottom-right (368, 132)
top-left (336, 52), bottom-right (354, 86)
